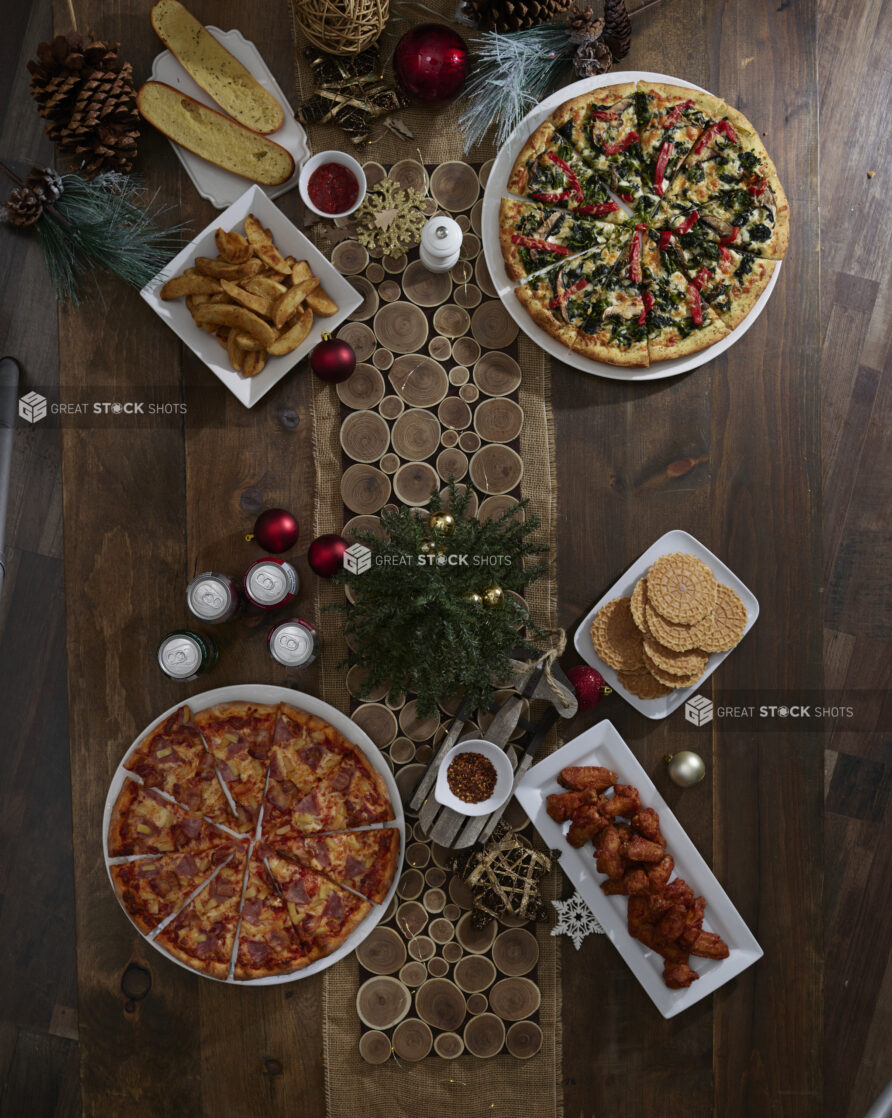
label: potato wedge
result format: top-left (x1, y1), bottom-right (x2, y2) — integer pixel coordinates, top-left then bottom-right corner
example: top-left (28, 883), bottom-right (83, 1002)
top-left (241, 349), bottom-right (267, 377)
top-left (195, 256), bottom-right (263, 280)
top-left (283, 256), bottom-right (297, 269)
top-left (219, 279), bottom-right (270, 317)
top-left (254, 243), bottom-right (292, 275)
top-left (291, 260), bottom-right (312, 285)
top-left (227, 328), bottom-right (246, 371)
top-left (233, 332), bottom-right (265, 351)
top-left (272, 277), bottom-right (320, 329)
top-left (160, 273), bottom-right (222, 299)
top-left (267, 306), bottom-right (313, 355)
top-left (193, 304), bottom-right (277, 346)
top-left (245, 214), bottom-right (273, 247)
top-left (244, 276), bottom-right (288, 299)
top-left (306, 287), bottom-right (338, 317)
top-left (214, 228), bottom-right (252, 263)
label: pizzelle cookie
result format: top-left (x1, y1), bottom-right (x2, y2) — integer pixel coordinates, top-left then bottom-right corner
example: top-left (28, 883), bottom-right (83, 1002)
top-left (646, 552), bottom-right (717, 624)
top-left (644, 603), bottom-right (715, 652)
top-left (642, 651), bottom-right (704, 689)
top-left (590, 596), bottom-right (645, 672)
top-left (630, 577), bottom-right (648, 633)
top-left (699, 583), bottom-right (748, 652)
top-left (617, 668), bottom-right (671, 699)
top-left (642, 635), bottom-right (709, 678)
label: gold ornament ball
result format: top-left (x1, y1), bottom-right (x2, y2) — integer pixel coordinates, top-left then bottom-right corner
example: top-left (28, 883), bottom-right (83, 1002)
top-left (481, 584), bottom-right (504, 609)
top-left (419, 537), bottom-right (436, 555)
top-left (463, 591), bottom-right (483, 606)
top-left (428, 511), bottom-right (455, 536)
top-left (664, 751), bottom-right (706, 787)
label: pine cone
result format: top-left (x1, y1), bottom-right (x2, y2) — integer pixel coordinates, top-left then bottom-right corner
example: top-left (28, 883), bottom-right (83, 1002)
top-left (24, 166), bottom-right (64, 202)
top-left (567, 3), bottom-right (605, 41)
top-left (602, 0), bottom-right (632, 60)
top-left (464, 0), bottom-right (572, 32)
top-left (3, 186), bottom-right (45, 229)
top-left (573, 36), bottom-right (613, 77)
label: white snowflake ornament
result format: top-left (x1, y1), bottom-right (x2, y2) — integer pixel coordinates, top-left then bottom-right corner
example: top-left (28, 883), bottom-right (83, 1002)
top-left (550, 892), bottom-right (604, 950)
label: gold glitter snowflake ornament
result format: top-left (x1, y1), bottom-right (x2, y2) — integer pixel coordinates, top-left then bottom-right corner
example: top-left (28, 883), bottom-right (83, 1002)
top-left (354, 177), bottom-right (427, 255)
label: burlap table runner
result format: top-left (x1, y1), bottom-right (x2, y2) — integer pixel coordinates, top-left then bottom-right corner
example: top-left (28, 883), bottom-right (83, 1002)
top-left (289, 6), bottom-right (563, 1114)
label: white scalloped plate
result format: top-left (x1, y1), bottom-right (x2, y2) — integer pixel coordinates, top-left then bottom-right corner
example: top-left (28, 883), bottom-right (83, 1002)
top-left (149, 26), bottom-right (307, 208)
top-left (103, 685), bottom-right (405, 985)
top-left (481, 70), bottom-right (783, 381)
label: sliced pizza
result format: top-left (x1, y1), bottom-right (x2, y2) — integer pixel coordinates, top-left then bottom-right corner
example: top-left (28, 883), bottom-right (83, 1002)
top-left (234, 849), bottom-right (318, 979)
top-left (499, 199), bottom-right (623, 282)
top-left (570, 233), bottom-right (650, 366)
top-left (111, 844), bottom-right (236, 935)
top-left (635, 82), bottom-right (723, 203)
top-left (107, 780), bottom-right (235, 857)
top-left (507, 120), bottom-right (624, 215)
top-left (124, 704), bottom-right (232, 828)
top-left (270, 827), bottom-right (401, 905)
top-left (154, 844), bottom-right (247, 980)
top-left (550, 82), bottom-right (646, 202)
top-left (264, 850), bottom-right (372, 955)
top-left (193, 701), bottom-right (277, 828)
top-left (273, 746), bottom-right (395, 836)
top-left (658, 188), bottom-right (788, 259)
top-left (640, 226), bottom-right (730, 360)
top-left (662, 223), bottom-right (777, 329)
top-left (263, 704), bottom-right (355, 825)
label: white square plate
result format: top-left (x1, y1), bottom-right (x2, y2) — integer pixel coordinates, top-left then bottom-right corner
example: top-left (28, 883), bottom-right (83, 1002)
top-left (573, 529), bottom-right (759, 719)
top-left (515, 721), bottom-right (762, 1017)
top-left (149, 26), bottom-right (308, 208)
top-left (140, 185), bottom-right (362, 407)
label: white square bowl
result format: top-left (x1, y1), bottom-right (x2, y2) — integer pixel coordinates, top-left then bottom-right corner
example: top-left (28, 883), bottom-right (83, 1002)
top-left (572, 529), bottom-right (759, 719)
top-left (140, 185), bottom-right (363, 408)
top-left (515, 720), bottom-right (763, 1017)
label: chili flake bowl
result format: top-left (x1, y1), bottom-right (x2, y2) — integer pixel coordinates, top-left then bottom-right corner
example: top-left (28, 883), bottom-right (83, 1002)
top-left (434, 740), bottom-right (514, 817)
top-left (299, 151), bottom-right (367, 219)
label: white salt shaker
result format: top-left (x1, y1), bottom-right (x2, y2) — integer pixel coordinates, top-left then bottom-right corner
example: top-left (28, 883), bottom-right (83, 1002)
top-left (419, 216), bottom-right (462, 273)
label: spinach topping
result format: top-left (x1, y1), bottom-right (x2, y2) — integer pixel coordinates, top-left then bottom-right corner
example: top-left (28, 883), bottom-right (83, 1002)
top-left (734, 253), bottom-right (755, 277)
top-left (739, 150), bottom-right (760, 171)
top-left (748, 223), bottom-right (771, 242)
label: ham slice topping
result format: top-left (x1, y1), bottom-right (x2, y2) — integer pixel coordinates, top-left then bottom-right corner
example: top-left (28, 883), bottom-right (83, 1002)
top-left (285, 879), bottom-right (309, 905)
top-left (241, 897), bottom-right (263, 925)
top-left (344, 855), bottom-right (367, 879)
top-left (322, 892), bottom-right (345, 920)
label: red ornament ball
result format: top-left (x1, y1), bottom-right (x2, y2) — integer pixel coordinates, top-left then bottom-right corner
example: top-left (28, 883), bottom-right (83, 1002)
top-left (308, 533), bottom-right (348, 578)
top-left (393, 24), bottom-right (469, 105)
top-left (252, 508), bottom-right (299, 553)
top-left (310, 336), bottom-right (356, 384)
top-left (567, 665), bottom-right (608, 712)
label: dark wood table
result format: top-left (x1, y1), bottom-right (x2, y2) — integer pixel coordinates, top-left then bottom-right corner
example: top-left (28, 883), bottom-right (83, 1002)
top-left (2, 0), bottom-right (887, 1114)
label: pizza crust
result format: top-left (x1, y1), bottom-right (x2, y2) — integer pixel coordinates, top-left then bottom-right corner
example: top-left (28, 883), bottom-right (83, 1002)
top-left (499, 197), bottom-right (527, 281)
top-left (649, 315), bottom-right (730, 360)
top-left (716, 257), bottom-right (777, 330)
top-left (507, 120), bottom-right (552, 196)
top-left (515, 283), bottom-right (578, 349)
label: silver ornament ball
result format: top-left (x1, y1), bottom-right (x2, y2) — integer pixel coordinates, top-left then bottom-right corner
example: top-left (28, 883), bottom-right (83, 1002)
top-left (665, 750), bottom-right (706, 787)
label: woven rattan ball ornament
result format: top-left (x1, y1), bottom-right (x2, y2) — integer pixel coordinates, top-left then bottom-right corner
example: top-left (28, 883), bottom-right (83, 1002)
top-left (293, 0), bottom-right (389, 56)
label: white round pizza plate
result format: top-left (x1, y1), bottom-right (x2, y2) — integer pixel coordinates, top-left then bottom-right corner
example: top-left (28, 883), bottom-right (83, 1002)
top-left (103, 684), bottom-right (405, 986)
top-left (480, 70), bottom-right (782, 382)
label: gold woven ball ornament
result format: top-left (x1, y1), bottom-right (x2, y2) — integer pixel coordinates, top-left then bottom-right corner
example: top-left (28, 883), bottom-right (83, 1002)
top-left (419, 537), bottom-right (436, 555)
top-left (293, 0), bottom-right (389, 55)
top-left (482, 585), bottom-right (503, 609)
top-left (463, 591), bottom-right (483, 606)
top-left (665, 751), bottom-right (706, 787)
top-left (428, 511), bottom-right (455, 536)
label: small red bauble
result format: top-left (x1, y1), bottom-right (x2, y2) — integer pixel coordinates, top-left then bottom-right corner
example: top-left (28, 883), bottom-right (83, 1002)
top-left (393, 24), bottom-right (469, 105)
top-left (251, 508), bottom-right (299, 553)
top-left (308, 534), bottom-right (348, 578)
top-left (310, 335), bottom-right (356, 384)
top-left (567, 664), bottom-right (609, 712)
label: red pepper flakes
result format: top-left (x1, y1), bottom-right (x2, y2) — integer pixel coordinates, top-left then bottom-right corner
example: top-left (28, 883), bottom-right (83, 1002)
top-left (447, 752), bottom-right (497, 803)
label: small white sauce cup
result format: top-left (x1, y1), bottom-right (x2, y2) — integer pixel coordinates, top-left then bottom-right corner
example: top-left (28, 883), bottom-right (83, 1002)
top-left (434, 740), bottom-right (515, 817)
top-left (298, 151), bottom-right (367, 219)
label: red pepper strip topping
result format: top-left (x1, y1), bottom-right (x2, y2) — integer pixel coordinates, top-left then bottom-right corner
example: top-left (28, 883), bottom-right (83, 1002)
top-left (658, 229), bottom-right (673, 250)
top-left (590, 109), bottom-right (620, 120)
top-left (719, 226), bottom-right (739, 244)
top-left (548, 278), bottom-right (587, 309)
top-left (637, 289), bottom-right (654, 325)
top-left (546, 152), bottom-right (584, 202)
top-left (691, 266), bottom-right (711, 290)
top-left (618, 192), bottom-right (635, 203)
top-left (719, 119), bottom-right (739, 144)
top-left (577, 201), bottom-right (620, 215)
top-left (662, 99), bottom-right (695, 128)
top-left (628, 230), bottom-right (642, 283)
top-left (689, 284), bottom-right (703, 326)
top-left (747, 176), bottom-right (768, 196)
top-left (676, 209), bottom-right (699, 235)
top-left (531, 190), bottom-right (571, 203)
top-left (603, 131), bottom-right (639, 155)
top-left (719, 246), bottom-right (732, 266)
top-left (510, 234), bottom-right (571, 254)
top-left (654, 140), bottom-right (675, 195)
top-left (693, 118), bottom-right (740, 155)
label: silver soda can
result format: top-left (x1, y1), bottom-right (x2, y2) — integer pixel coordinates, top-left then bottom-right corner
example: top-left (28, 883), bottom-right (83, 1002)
top-left (267, 618), bottom-right (317, 668)
top-left (157, 630), bottom-right (218, 681)
top-left (186, 571), bottom-right (241, 624)
top-left (243, 558), bottom-right (299, 610)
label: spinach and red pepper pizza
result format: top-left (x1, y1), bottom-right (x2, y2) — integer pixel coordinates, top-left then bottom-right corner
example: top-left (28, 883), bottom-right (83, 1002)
top-left (501, 79), bottom-right (788, 366)
top-left (106, 701), bottom-right (400, 981)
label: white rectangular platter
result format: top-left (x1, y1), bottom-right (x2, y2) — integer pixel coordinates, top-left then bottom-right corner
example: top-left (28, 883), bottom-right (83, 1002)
top-left (150, 26), bottom-right (307, 209)
top-left (573, 529), bottom-right (759, 719)
top-left (141, 184), bottom-right (362, 407)
top-left (515, 720), bottom-right (762, 1017)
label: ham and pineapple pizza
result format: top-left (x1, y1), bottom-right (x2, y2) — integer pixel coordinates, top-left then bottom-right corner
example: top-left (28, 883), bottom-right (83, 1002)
top-left (501, 79), bottom-right (787, 367)
top-left (108, 699), bottom-right (401, 981)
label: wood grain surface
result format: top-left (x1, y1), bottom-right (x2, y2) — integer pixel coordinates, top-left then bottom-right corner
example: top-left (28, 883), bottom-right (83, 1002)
top-left (0, 0), bottom-right (888, 1115)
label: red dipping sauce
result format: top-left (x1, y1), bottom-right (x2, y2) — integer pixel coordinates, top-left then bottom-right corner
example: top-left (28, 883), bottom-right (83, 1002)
top-left (307, 161), bottom-right (359, 214)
